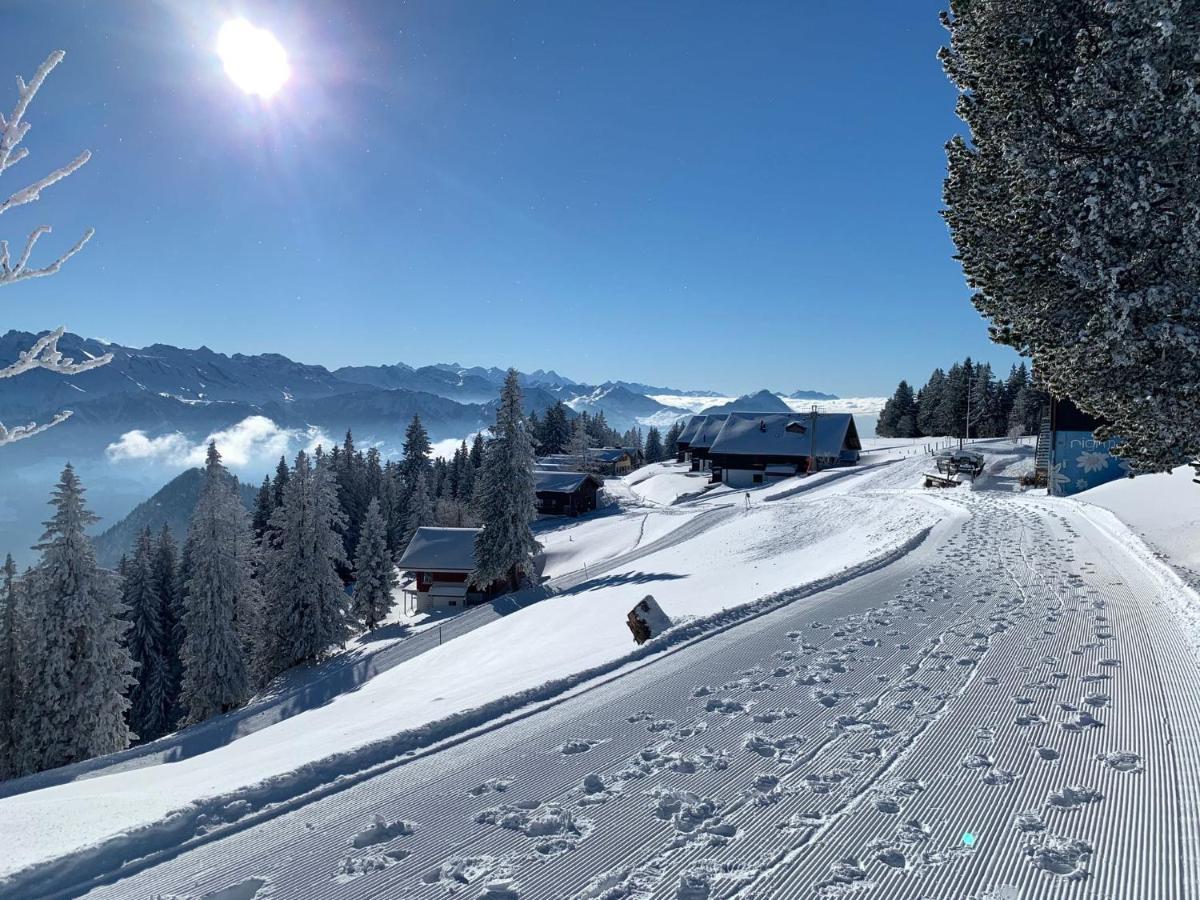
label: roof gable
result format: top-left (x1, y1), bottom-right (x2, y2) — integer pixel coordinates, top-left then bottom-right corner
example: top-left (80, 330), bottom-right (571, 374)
top-left (688, 413), bottom-right (730, 451)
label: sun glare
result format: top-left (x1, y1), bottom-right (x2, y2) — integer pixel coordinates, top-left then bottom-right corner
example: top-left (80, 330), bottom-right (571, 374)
top-left (216, 18), bottom-right (290, 98)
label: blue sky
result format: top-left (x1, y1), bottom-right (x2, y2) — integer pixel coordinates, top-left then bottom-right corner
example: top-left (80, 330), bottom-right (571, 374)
top-left (4, 1), bottom-right (1017, 397)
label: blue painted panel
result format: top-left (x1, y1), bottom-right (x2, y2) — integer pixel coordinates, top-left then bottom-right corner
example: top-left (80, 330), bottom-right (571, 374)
top-left (1049, 431), bottom-right (1129, 496)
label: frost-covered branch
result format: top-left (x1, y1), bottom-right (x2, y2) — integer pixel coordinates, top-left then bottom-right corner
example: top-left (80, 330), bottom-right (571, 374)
top-left (0, 410), bottom-right (71, 447)
top-left (0, 51), bottom-right (93, 288)
top-left (0, 51), bottom-right (105, 447)
top-left (0, 326), bottom-right (111, 380)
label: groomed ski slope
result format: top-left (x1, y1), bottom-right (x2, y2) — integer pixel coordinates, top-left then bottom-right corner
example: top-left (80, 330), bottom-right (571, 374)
top-left (5, 443), bottom-right (1200, 900)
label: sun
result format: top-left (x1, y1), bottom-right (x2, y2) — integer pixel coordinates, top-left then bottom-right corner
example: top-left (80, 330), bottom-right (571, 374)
top-left (216, 19), bottom-right (290, 99)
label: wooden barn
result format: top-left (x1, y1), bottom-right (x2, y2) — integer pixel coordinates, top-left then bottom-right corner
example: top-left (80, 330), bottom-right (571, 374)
top-left (396, 526), bottom-right (483, 614)
top-left (535, 470), bottom-right (602, 516)
top-left (706, 412), bottom-right (861, 487)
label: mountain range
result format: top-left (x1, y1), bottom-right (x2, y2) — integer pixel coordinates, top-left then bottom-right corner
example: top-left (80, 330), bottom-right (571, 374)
top-left (0, 330), bottom-right (841, 458)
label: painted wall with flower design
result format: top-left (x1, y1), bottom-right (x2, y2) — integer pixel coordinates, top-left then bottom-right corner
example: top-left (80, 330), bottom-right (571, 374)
top-left (1049, 432), bottom-right (1131, 496)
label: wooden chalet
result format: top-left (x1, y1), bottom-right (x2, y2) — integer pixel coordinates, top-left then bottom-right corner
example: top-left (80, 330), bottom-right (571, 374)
top-left (684, 413), bottom-right (730, 472)
top-left (586, 447), bottom-right (634, 476)
top-left (534, 469), bottom-right (602, 517)
top-left (396, 526), bottom-right (483, 614)
top-left (674, 415), bottom-right (707, 463)
top-left (706, 412), bottom-right (861, 487)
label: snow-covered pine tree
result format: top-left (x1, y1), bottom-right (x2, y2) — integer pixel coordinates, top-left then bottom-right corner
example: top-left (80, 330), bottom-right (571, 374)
top-left (541, 402), bottom-right (572, 455)
top-left (403, 470), bottom-right (435, 550)
top-left (916, 368), bottom-right (947, 436)
top-left (663, 420), bottom-right (684, 458)
top-left (20, 465), bottom-right (133, 772)
top-left (0, 52), bottom-right (112, 447)
top-left (0, 553), bottom-right (21, 777)
top-left (271, 455), bottom-right (290, 508)
top-left (124, 528), bottom-right (172, 742)
top-left (151, 524), bottom-right (183, 727)
top-left (567, 416), bottom-right (590, 466)
top-left (251, 476), bottom-right (273, 539)
top-left (335, 430), bottom-right (368, 568)
top-left (259, 449), bottom-right (351, 677)
top-left (401, 415), bottom-right (432, 484)
top-left (178, 444), bottom-right (256, 723)
top-left (473, 369), bottom-right (542, 592)
top-left (644, 426), bottom-right (664, 463)
top-left (352, 498), bottom-right (396, 630)
top-left (941, 0), bottom-right (1200, 472)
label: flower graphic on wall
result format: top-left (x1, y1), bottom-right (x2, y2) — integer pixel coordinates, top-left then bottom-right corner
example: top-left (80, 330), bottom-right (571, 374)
top-left (1076, 478), bottom-right (1090, 491)
top-left (1076, 450), bottom-right (1111, 474)
top-left (1049, 462), bottom-right (1071, 494)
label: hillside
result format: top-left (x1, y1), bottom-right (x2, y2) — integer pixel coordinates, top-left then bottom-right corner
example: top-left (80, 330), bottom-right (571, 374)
top-left (92, 468), bottom-right (259, 568)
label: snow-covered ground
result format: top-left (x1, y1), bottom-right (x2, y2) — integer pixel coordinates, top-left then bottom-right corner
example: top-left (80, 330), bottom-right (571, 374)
top-left (3, 441), bottom-right (1200, 900)
top-left (1078, 464), bottom-right (1200, 575)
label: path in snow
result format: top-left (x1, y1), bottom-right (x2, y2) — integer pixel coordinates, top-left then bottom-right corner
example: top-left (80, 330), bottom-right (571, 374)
top-left (68, 487), bottom-right (1200, 900)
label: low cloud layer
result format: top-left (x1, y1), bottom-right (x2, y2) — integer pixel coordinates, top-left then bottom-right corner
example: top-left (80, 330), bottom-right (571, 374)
top-left (106, 415), bottom-right (330, 469)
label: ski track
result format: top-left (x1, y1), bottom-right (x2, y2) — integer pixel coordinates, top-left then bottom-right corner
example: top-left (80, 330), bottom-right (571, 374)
top-left (27, 465), bottom-right (1200, 900)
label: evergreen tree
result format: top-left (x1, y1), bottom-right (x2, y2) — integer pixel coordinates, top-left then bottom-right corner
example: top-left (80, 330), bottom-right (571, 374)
top-left (401, 415), bottom-right (432, 484)
top-left (403, 470), bottom-right (435, 549)
top-left (877, 380), bottom-right (918, 437)
top-left (260, 450), bottom-right (351, 677)
top-left (152, 525), bottom-right (182, 728)
top-left (352, 498), bottom-right (396, 630)
top-left (179, 444), bottom-right (256, 723)
top-left (663, 420), bottom-right (684, 458)
top-left (916, 368), bottom-right (947, 436)
top-left (644, 426), bottom-right (664, 463)
top-left (473, 370), bottom-right (542, 591)
top-left (469, 433), bottom-right (485, 469)
top-left (335, 430), bottom-right (368, 569)
top-left (941, 0), bottom-right (1200, 472)
top-left (0, 554), bottom-right (20, 777)
top-left (20, 465), bottom-right (134, 773)
top-left (124, 528), bottom-right (172, 742)
top-left (540, 402), bottom-right (572, 455)
top-left (251, 476), bottom-right (273, 539)
top-left (458, 441), bottom-right (477, 504)
top-left (271, 455), bottom-right (290, 509)
top-left (567, 416), bottom-right (590, 463)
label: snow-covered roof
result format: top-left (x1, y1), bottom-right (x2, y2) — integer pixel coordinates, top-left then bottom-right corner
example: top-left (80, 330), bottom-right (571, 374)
top-left (688, 414), bottom-right (731, 451)
top-left (396, 527), bottom-right (480, 572)
top-left (534, 470), bottom-right (599, 493)
top-left (708, 412), bottom-right (860, 459)
top-left (677, 415), bottom-right (707, 446)
top-left (586, 447), bottom-right (630, 463)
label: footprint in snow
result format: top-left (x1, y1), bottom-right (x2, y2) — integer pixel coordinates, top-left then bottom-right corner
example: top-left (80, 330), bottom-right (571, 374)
top-left (333, 849), bottom-right (411, 884)
top-left (1026, 835), bottom-right (1093, 880)
top-left (1014, 811), bottom-right (1046, 833)
top-left (1046, 785), bottom-right (1103, 810)
top-left (350, 815), bottom-right (416, 849)
top-left (560, 739), bottom-right (601, 755)
top-left (1098, 750), bottom-right (1144, 773)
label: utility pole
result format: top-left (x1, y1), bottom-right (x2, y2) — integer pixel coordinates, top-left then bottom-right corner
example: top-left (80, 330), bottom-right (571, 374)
top-left (961, 371), bottom-right (976, 450)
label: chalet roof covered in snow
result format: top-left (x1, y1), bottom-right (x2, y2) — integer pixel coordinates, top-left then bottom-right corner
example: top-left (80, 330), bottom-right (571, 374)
top-left (708, 412), bottom-right (861, 458)
top-left (688, 413), bottom-right (730, 451)
top-left (677, 415), bottom-right (707, 446)
top-left (586, 447), bottom-right (630, 463)
top-left (534, 470), bottom-right (600, 493)
top-left (396, 526), bottom-right (480, 572)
